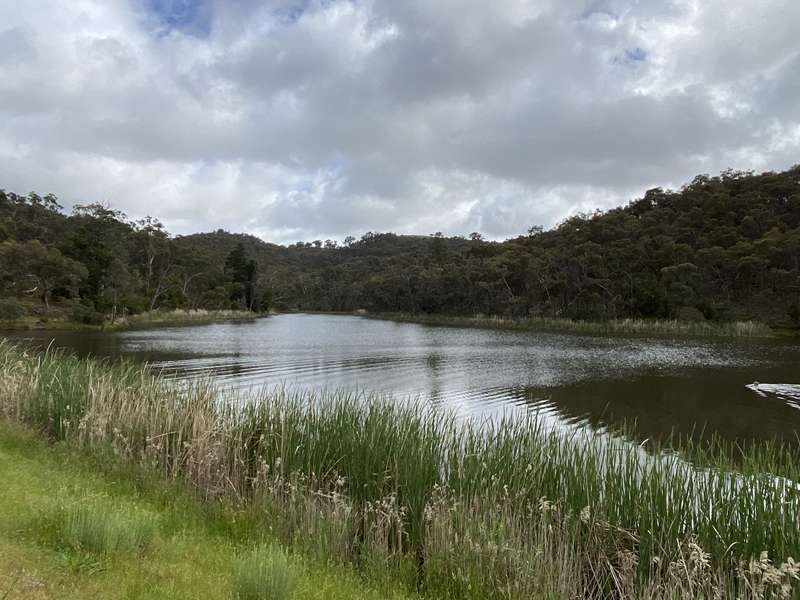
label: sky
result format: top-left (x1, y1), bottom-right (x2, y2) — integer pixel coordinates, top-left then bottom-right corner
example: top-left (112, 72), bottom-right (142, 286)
top-left (1, 0), bottom-right (799, 244)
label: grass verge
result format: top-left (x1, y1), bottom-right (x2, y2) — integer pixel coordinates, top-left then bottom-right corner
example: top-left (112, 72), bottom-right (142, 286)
top-left (0, 423), bottom-right (415, 600)
top-left (106, 309), bottom-right (265, 330)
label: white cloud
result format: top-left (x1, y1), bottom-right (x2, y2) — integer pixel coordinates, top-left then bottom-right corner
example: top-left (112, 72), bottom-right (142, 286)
top-left (0, 0), bottom-right (798, 243)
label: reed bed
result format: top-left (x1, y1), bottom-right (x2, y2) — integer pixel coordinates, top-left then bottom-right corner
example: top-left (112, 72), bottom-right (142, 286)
top-left (0, 340), bottom-right (798, 598)
top-left (374, 312), bottom-right (775, 338)
top-left (109, 308), bottom-right (260, 329)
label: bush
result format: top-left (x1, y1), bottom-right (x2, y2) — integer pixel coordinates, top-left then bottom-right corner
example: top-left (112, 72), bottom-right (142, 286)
top-left (55, 502), bottom-right (155, 555)
top-left (789, 303), bottom-right (800, 326)
top-left (233, 545), bottom-right (296, 600)
top-left (69, 303), bottom-right (105, 326)
top-left (0, 297), bottom-right (24, 320)
top-left (121, 294), bottom-right (148, 315)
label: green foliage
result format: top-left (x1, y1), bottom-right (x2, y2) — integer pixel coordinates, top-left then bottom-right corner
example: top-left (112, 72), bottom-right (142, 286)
top-left (69, 302), bottom-right (105, 325)
top-left (0, 297), bottom-right (24, 320)
top-left (1, 166), bottom-right (800, 327)
top-left (226, 242), bottom-right (259, 311)
top-left (55, 501), bottom-right (155, 555)
top-left (789, 303), bottom-right (800, 326)
top-left (0, 239), bottom-right (87, 308)
top-left (233, 545), bottom-right (297, 600)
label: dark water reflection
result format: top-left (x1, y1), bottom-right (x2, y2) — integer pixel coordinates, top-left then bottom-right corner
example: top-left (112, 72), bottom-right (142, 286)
top-left (3, 314), bottom-right (800, 445)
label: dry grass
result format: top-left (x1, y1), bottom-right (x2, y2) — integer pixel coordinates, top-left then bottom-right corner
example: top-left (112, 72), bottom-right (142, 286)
top-left (109, 309), bottom-right (261, 329)
top-left (373, 312), bottom-right (775, 338)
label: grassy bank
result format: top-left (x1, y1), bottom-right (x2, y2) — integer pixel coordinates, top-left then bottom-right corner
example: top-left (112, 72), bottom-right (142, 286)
top-left (0, 309), bottom-right (263, 332)
top-left (0, 423), bottom-right (414, 599)
top-left (1, 342), bottom-right (799, 598)
top-left (368, 312), bottom-right (777, 338)
top-left (105, 309), bottom-right (264, 330)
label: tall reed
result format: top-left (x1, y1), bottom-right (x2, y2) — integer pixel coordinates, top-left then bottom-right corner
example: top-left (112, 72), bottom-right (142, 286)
top-left (374, 312), bottom-right (775, 338)
top-left (1, 340), bottom-right (798, 598)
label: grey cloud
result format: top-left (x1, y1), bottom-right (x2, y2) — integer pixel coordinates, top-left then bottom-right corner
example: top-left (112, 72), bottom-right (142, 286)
top-left (0, 0), bottom-right (798, 243)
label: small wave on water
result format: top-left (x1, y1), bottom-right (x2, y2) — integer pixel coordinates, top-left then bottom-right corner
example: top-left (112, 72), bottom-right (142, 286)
top-left (747, 382), bottom-right (800, 410)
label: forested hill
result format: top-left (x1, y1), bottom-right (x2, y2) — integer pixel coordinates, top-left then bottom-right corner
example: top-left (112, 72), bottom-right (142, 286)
top-left (1, 166), bottom-right (799, 328)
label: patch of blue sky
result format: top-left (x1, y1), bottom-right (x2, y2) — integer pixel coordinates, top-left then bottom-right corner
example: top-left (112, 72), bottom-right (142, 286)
top-left (143, 0), bottom-right (212, 37)
top-left (624, 47), bottom-right (647, 62)
top-left (612, 47), bottom-right (648, 67)
top-left (272, 0), bottom-right (345, 25)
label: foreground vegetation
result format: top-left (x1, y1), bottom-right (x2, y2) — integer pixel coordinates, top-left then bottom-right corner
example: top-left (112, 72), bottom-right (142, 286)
top-left (3, 166), bottom-right (800, 329)
top-left (0, 424), bottom-right (414, 599)
top-left (1, 342), bottom-right (800, 598)
top-left (370, 312), bottom-right (776, 338)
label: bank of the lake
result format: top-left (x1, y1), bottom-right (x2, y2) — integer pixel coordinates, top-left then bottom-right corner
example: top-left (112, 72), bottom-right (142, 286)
top-left (0, 423), bottom-right (413, 600)
top-left (107, 309), bottom-right (267, 331)
top-left (0, 309), bottom-right (264, 333)
top-left (2, 340), bottom-right (800, 599)
top-left (365, 311), bottom-right (780, 338)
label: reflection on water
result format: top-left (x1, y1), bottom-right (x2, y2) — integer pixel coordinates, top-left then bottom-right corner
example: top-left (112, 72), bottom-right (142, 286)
top-left (4, 313), bottom-right (800, 445)
top-left (747, 383), bottom-right (800, 412)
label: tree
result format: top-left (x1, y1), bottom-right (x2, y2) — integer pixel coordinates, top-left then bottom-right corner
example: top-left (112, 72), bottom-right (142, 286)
top-left (65, 203), bottom-right (134, 311)
top-left (225, 243), bottom-right (258, 310)
top-left (102, 258), bottom-right (136, 322)
top-left (134, 217), bottom-right (173, 310)
top-left (0, 240), bottom-right (87, 309)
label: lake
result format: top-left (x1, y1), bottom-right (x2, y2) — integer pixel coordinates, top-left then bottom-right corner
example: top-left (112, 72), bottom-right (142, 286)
top-left (4, 313), bottom-right (800, 446)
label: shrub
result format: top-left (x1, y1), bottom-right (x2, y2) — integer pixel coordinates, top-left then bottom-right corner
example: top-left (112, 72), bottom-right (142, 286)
top-left (69, 303), bottom-right (105, 326)
top-left (789, 303), bottom-right (800, 326)
top-left (233, 545), bottom-right (296, 600)
top-left (57, 502), bottom-right (155, 555)
top-left (0, 297), bottom-right (24, 320)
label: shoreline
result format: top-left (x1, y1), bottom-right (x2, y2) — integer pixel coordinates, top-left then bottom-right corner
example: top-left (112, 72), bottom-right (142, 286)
top-left (0, 422), bottom-right (409, 600)
top-left (360, 311), bottom-right (782, 339)
top-left (0, 309), bottom-right (267, 333)
top-left (3, 308), bottom-right (792, 340)
top-left (2, 342), bottom-right (798, 598)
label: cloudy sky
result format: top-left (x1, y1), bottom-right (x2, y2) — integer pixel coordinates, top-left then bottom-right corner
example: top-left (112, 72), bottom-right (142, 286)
top-left (1, 0), bottom-right (798, 243)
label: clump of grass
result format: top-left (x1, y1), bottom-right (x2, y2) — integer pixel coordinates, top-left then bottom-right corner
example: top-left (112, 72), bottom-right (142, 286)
top-left (111, 308), bottom-right (261, 329)
top-left (372, 312), bottom-right (775, 338)
top-left (233, 545), bottom-right (296, 600)
top-left (51, 500), bottom-right (155, 556)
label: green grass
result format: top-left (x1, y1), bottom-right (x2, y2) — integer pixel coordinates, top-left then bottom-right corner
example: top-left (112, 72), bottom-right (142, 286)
top-left (368, 312), bottom-right (776, 338)
top-left (106, 309), bottom-right (264, 331)
top-left (1, 341), bottom-right (799, 598)
top-left (53, 501), bottom-right (156, 556)
top-left (233, 545), bottom-right (297, 600)
top-left (0, 308), bottom-right (262, 333)
top-left (0, 423), bottom-right (416, 600)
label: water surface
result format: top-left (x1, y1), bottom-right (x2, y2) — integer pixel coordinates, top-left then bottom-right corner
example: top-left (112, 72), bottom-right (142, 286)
top-left (4, 314), bottom-right (800, 445)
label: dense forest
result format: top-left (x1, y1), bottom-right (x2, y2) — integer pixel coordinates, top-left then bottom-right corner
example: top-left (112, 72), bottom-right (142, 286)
top-left (1, 166), bottom-right (799, 327)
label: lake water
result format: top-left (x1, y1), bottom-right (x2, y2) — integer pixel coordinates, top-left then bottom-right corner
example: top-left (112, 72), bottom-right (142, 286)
top-left (4, 313), bottom-right (800, 446)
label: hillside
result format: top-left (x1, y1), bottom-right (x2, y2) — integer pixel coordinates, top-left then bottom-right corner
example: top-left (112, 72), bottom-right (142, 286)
top-left (1, 166), bottom-right (799, 327)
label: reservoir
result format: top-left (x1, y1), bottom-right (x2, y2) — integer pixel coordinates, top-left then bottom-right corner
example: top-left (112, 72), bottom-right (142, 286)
top-left (4, 313), bottom-right (800, 446)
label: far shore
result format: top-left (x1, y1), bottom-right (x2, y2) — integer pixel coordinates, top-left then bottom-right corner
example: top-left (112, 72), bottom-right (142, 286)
top-left (3, 308), bottom-right (795, 340)
top-left (0, 308), bottom-right (266, 333)
top-left (357, 311), bottom-right (784, 339)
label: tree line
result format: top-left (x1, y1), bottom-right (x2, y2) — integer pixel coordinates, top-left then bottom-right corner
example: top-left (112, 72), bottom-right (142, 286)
top-left (1, 166), bottom-right (799, 327)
